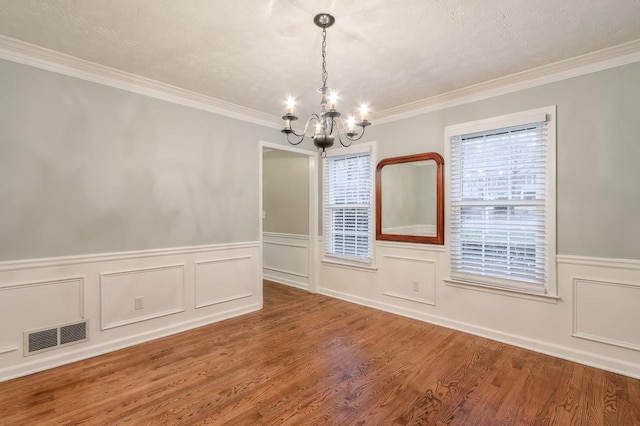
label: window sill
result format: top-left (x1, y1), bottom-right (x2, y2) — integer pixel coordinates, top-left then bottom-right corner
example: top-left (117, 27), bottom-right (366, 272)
top-left (444, 278), bottom-right (559, 304)
top-left (321, 258), bottom-right (378, 273)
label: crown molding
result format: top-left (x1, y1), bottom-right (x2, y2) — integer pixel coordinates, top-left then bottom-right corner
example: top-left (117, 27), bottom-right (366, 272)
top-left (374, 38), bottom-right (640, 124)
top-left (0, 35), bottom-right (281, 129)
top-left (2, 34), bottom-right (639, 128)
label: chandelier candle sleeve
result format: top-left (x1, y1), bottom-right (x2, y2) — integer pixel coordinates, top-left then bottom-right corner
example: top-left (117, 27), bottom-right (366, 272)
top-left (281, 13), bottom-right (371, 156)
top-left (286, 96), bottom-right (295, 114)
top-left (329, 92), bottom-right (338, 110)
top-left (360, 104), bottom-right (368, 122)
top-left (347, 116), bottom-right (356, 133)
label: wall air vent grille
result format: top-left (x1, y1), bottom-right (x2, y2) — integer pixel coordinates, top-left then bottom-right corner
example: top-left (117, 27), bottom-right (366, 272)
top-left (60, 322), bottom-right (87, 345)
top-left (24, 320), bottom-right (89, 356)
top-left (28, 329), bottom-right (58, 353)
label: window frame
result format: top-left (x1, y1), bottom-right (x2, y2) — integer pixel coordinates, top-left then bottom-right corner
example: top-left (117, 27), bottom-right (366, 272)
top-left (322, 142), bottom-right (376, 267)
top-left (444, 107), bottom-right (557, 298)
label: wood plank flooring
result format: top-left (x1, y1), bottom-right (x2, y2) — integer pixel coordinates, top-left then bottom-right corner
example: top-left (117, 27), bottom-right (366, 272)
top-left (1, 281), bottom-right (639, 425)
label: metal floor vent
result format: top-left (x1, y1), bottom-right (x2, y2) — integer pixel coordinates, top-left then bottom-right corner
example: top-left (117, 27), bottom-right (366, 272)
top-left (24, 320), bottom-right (89, 356)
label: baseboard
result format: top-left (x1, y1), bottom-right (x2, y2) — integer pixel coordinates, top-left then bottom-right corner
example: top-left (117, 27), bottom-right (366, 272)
top-left (319, 288), bottom-right (640, 379)
top-left (263, 273), bottom-right (309, 291)
top-left (0, 303), bottom-right (261, 382)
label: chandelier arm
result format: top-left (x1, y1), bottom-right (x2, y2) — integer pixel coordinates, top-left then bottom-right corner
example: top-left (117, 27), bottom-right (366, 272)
top-left (288, 128), bottom-right (306, 138)
top-left (336, 131), bottom-right (354, 148)
top-left (288, 114), bottom-right (322, 138)
top-left (329, 118), bottom-right (348, 147)
top-left (306, 114), bottom-right (321, 135)
top-left (333, 116), bottom-right (364, 145)
top-left (351, 126), bottom-right (367, 142)
top-left (285, 132), bottom-right (305, 145)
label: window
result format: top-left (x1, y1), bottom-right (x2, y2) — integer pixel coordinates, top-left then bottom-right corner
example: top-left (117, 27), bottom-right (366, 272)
top-left (445, 107), bottom-right (556, 295)
top-left (323, 143), bottom-right (375, 264)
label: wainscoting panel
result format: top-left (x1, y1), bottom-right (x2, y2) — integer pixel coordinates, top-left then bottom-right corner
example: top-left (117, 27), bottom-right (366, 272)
top-left (382, 254), bottom-right (436, 306)
top-left (263, 232), bottom-right (309, 289)
top-left (0, 242), bottom-right (261, 382)
top-left (195, 256), bottom-right (254, 308)
top-left (573, 278), bottom-right (640, 351)
top-left (100, 265), bottom-right (185, 330)
top-left (0, 277), bottom-right (84, 351)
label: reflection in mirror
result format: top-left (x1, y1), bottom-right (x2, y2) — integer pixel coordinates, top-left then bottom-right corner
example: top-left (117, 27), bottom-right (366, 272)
top-left (376, 152), bottom-right (444, 244)
top-left (381, 161), bottom-right (437, 236)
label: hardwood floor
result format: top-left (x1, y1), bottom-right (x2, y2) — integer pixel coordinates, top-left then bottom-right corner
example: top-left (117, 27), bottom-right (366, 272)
top-left (1, 281), bottom-right (639, 425)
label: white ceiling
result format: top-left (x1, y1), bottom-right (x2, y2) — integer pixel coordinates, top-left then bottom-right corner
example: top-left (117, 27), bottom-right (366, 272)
top-left (1, 0), bottom-right (640, 123)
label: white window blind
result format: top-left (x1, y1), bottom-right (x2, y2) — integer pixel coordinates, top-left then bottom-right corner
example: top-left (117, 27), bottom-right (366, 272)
top-left (450, 120), bottom-right (550, 290)
top-left (324, 151), bottom-right (373, 262)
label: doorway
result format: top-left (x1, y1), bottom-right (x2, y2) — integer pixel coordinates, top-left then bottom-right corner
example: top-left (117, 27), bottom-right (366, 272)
top-left (259, 141), bottom-right (318, 294)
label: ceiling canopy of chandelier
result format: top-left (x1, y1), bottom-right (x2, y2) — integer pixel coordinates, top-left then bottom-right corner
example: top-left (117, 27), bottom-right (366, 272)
top-left (281, 13), bottom-right (371, 157)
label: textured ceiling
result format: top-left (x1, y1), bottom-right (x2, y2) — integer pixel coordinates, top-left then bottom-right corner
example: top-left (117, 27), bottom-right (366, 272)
top-left (1, 0), bottom-right (640, 123)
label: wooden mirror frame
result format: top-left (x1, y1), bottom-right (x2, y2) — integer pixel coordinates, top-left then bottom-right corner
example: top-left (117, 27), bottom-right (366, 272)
top-left (376, 152), bottom-right (444, 245)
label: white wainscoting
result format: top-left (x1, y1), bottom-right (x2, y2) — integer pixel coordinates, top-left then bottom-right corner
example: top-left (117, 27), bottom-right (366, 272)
top-left (263, 232), bottom-right (309, 290)
top-left (572, 278), bottom-right (640, 351)
top-left (195, 256), bottom-right (254, 308)
top-left (0, 242), bottom-right (261, 382)
top-left (0, 277), bottom-right (85, 354)
top-left (382, 254), bottom-right (436, 306)
top-left (318, 238), bottom-right (640, 379)
top-left (100, 265), bottom-right (185, 330)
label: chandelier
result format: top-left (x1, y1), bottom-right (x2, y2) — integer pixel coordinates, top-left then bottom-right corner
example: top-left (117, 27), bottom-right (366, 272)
top-left (281, 13), bottom-right (371, 157)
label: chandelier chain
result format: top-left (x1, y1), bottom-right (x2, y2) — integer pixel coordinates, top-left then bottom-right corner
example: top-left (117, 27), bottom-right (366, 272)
top-left (321, 27), bottom-right (328, 91)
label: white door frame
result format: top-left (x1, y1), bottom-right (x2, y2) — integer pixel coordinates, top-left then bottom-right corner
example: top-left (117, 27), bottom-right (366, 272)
top-left (259, 141), bottom-right (319, 296)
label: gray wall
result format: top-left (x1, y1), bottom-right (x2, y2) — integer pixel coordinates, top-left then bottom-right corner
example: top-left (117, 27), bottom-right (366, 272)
top-left (4, 58), bottom-right (638, 261)
top-left (263, 150), bottom-right (309, 235)
top-left (0, 59), bottom-right (281, 261)
top-left (367, 61), bottom-right (640, 259)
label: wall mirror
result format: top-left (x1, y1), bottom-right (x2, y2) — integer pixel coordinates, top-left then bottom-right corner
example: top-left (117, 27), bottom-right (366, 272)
top-left (376, 152), bottom-right (444, 244)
